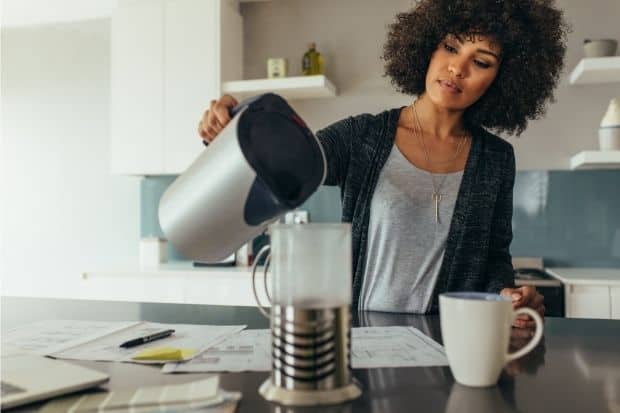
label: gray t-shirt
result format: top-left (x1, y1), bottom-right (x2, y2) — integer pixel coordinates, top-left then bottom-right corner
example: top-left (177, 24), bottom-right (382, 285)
top-left (359, 144), bottom-right (464, 313)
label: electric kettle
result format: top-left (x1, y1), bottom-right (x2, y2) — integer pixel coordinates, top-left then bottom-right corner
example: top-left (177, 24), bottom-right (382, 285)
top-left (158, 93), bottom-right (326, 262)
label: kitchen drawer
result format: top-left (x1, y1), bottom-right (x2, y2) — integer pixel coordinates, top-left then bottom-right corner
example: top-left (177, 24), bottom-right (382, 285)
top-left (566, 285), bottom-right (611, 319)
top-left (611, 286), bottom-right (620, 320)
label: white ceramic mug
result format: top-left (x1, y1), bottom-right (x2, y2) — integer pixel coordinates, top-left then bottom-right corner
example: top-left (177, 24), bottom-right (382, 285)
top-left (439, 292), bottom-right (543, 387)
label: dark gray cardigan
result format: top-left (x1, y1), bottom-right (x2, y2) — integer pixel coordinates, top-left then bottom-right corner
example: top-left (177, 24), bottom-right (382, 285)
top-left (315, 107), bottom-right (516, 313)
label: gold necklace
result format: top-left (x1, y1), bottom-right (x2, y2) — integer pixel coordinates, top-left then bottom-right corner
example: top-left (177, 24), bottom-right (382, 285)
top-left (411, 101), bottom-right (468, 224)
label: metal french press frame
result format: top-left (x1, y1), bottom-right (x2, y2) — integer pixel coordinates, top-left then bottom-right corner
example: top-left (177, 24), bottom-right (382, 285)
top-left (251, 235), bottom-right (362, 406)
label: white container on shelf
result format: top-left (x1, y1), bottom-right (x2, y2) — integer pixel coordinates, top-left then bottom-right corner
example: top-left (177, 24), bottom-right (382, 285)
top-left (140, 237), bottom-right (167, 270)
top-left (583, 39), bottom-right (618, 58)
top-left (599, 98), bottom-right (620, 151)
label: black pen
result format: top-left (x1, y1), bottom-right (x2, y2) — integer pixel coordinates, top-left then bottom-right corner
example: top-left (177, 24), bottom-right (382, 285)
top-left (119, 329), bottom-right (175, 348)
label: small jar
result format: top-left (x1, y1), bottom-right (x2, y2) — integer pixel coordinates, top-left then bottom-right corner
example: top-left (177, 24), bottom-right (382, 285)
top-left (267, 58), bottom-right (288, 78)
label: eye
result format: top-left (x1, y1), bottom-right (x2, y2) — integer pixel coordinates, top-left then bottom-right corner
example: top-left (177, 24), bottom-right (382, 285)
top-left (443, 42), bottom-right (458, 53)
top-left (474, 60), bottom-right (491, 69)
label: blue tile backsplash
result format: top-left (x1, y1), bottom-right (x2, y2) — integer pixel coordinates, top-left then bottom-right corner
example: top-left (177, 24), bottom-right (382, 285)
top-left (141, 170), bottom-right (620, 268)
top-left (511, 170), bottom-right (620, 267)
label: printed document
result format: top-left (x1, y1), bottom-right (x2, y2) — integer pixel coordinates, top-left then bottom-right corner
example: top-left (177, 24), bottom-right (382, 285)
top-left (1, 320), bottom-right (141, 356)
top-left (351, 326), bottom-right (448, 368)
top-left (2, 320), bottom-right (245, 364)
top-left (162, 329), bottom-right (271, 373)
top-left (162, 326), bottom-right (448, 373)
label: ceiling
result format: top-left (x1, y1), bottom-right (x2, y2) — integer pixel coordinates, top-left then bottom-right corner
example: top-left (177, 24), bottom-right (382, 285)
top-left (0, 0), bottom-right (269, 28)
top-left (1, 0), bottom-right (118, 27)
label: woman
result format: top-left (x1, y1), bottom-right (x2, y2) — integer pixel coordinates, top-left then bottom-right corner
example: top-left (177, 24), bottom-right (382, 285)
top-left (198, 0), bottom-right (568, 328)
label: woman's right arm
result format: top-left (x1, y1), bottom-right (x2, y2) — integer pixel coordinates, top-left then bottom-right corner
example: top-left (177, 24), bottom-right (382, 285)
top-left (314, 117), bottom-right (356, 187)
top-left (197, 94), bottom-right (353, 187)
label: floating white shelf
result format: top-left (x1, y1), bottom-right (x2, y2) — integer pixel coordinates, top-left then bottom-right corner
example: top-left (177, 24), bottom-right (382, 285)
top-left (569, 56), bottom-right (620, 85)
top-left (222, 75), bottom-right (337, 100)
top-left (570, 150), bottom-right (620, 169)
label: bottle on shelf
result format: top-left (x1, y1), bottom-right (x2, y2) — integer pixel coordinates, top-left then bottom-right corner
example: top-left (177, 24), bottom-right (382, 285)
top-left (302, 42), bottom-right (324, 76)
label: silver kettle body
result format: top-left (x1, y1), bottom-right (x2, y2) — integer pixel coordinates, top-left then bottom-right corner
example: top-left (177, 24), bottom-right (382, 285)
top-left (158, 93), bottom-right (326, 262)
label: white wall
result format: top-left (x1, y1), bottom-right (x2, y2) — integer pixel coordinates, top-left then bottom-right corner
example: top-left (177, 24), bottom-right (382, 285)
top-left (241, 0), bottom-right (620, 170)
top-left (1, 19), bottom-right (140, 298)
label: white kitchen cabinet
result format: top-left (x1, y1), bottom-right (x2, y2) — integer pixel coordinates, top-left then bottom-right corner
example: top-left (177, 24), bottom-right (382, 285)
top-left (110, 0), bottom-right (242, 175)
top-left (611, 287), bottom-right (620, 320)
top-left (565, 285), bottom-right (611, 319)
top-left (110, 0), bottom-right (165, 175)
top-left (547, 268), bottom-right (620, 319)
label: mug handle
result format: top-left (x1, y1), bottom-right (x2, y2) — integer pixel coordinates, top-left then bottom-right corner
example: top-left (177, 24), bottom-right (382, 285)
top-left (505, 307), bottom-right (544, 362)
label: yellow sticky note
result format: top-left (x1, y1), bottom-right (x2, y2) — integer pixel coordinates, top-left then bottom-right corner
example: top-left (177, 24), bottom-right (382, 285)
top-left (131, 347), bottom-right (196, 361)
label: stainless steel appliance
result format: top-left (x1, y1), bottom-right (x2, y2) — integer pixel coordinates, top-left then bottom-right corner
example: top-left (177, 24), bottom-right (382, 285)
top-left (512, 257), bottom-right (565, 317)
top-left (159, 93), bottom-right (326, 263)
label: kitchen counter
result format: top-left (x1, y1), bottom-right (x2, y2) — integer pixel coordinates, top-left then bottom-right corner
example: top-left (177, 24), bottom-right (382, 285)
top-left (2, 297), bottom-right (619, 413)
top-left (546, 267), bottom-right (620, 286)
top-left (79, 263), bottom-right (266, 306)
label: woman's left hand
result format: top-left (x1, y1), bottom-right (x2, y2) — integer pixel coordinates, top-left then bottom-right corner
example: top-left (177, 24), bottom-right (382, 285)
top-left (500, 286), bottom-right (545, 329)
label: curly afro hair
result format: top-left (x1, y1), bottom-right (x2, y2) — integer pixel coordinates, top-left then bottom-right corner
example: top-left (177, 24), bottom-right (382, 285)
top-left (383, 0), bottom-right (569, 136)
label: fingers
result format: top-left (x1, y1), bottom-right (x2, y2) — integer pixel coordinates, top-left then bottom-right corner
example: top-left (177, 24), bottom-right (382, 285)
top-left (220, 94), bottom-right (239, 112)
top-left (511, 286), bottom-right (536, 307)
top-left (513, 318), bottom-right (538, 329)
top-left (521, 286), bottom-right (537, 304)
top-left (513, 301), bottom-right (545, 328)
top-left (531, 292), bottom-right (545, 309)
top-left (198, 95), bottom-right (238, 143)
top-left (211, 100), bottom-right (232, 128)
top-left (211, 94), bottom-right (238, 129)
top-left (508, 286), bottom-right (542, 312)
top-left (515, 294), bottom-right (545, 318)
top-left (501, 287), bottom-right (526, 310)
top-left (510, 326), bottom-right (535, 340)
top-left (198, 101), bottom-right (223, 143)
top-left (502, 286), bottom-right (545, 328)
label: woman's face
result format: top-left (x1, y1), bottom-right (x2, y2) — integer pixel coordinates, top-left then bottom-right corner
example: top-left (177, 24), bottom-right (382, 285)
top-left (425, 34), bottom-right (501, 111)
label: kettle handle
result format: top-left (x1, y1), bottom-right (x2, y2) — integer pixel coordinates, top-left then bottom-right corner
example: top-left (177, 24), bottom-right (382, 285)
top-left (251, 244), bottom-right (272, 319)
top-left (230, 94), bottom-right (266, 117)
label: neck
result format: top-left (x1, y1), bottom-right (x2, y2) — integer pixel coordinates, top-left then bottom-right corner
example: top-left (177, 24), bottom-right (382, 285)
top-left (413, 93), bottom-right (467, 141)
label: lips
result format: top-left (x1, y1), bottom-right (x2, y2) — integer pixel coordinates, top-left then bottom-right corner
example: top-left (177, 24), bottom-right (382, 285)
top-left (438, 79), bottom-right (462, 93)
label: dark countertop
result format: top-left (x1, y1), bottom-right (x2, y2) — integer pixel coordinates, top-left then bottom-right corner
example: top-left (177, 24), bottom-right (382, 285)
top-left (2, 297), bottom-right (620, 413)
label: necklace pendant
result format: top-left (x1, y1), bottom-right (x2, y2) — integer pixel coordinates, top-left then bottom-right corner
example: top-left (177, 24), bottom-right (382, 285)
top-left (433, 192), bottom-right (442, 224)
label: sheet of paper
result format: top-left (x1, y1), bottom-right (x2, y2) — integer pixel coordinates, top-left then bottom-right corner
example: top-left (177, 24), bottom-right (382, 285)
top-left (351, 326), bottom-right (449, 368)
top-left (162, 329), bottom-right (270, 374)
top-left (51, 323), bottom-right (246, 364)
top-left (163, 326), bottom-right (448, 373)
top-left (1, 320), bottom-right (141, 355)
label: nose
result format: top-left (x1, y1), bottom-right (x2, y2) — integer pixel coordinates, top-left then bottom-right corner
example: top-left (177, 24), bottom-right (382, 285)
top-left (448, 57), bottom-right (467, 79)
